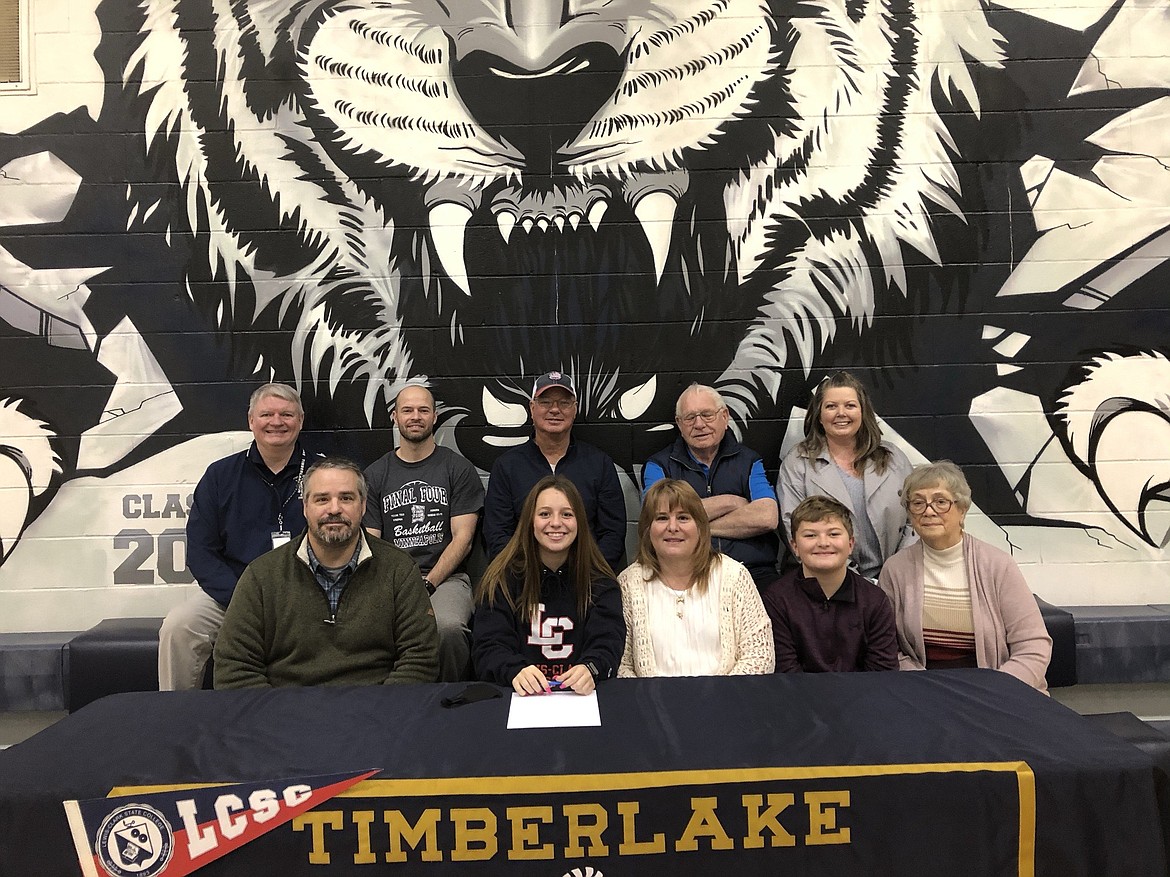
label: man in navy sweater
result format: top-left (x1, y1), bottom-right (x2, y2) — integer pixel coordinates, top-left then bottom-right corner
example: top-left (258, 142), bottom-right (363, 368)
top-left (482, 372), bottom-right (625, 570)
top-left (158, 383), bottom-right (322, 690)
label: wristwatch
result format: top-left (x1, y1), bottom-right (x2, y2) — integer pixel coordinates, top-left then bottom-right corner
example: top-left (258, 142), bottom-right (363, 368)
top-left (422, 579), bottom-right (437, 596)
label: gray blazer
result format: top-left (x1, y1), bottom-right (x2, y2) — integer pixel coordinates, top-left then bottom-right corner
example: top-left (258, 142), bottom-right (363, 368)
top-left (777, 442), bottom-right (916, 566)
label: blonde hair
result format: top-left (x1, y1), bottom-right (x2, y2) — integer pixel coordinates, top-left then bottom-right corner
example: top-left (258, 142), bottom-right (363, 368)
top-left (248, 382), bottom-right (303, 416)
top-left (636, 480), bottom-right (718, 594)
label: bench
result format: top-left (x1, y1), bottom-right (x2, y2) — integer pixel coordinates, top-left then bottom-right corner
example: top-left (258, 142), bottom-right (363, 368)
top-left (1036, 597), bottom-right (1077, 688)
top-left (64, 618), bottom-right (166, 712)
top-left (1069, 605), bottom-right (1170, 684)
top-left (0, 631), bottom-right (76, 711)
top-left (35, 592), bottom-right (1103, 711)
top-left (57, 598), bottom-right (1074, 711)
top-left (64, 618), bottom-right (214, 712)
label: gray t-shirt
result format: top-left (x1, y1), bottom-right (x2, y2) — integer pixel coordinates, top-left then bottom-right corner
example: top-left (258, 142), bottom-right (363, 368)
top-left (362, 446), bottom-right (485, 575)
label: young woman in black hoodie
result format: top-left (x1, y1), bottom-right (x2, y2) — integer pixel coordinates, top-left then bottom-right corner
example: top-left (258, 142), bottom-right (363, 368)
top-left (473, 475), bottom-right (625, 695)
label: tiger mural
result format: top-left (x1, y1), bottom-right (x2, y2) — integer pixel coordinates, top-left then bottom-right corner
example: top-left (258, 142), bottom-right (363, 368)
top-left (106, 0), bottom-right (999, 445)
top-left (0, 0), bottom-right (1168, 599)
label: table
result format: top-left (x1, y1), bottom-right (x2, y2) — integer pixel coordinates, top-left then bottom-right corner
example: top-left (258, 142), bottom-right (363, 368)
top-left (1, 671), bottom-right (1166, 876)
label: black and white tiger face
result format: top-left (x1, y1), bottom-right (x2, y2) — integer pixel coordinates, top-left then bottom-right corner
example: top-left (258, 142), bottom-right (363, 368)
top-left (126, 0), bottom-right (997, 459)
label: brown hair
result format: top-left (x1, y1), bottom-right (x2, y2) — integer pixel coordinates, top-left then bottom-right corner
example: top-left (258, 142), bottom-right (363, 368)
top-left (304, 457), bottom-right (367, 502)
top-left (797, 371), bottom-right (892, 474)
top-left (476, 476), bottom-right (614, 620)
top-left (636, 480), bottom-right (718, 594)
top-left (789, 495), bottom-right (855, 540)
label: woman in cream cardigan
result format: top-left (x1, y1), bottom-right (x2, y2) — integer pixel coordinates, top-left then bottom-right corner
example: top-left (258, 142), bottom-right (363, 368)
top-left (878, 461), bottom-right (1051, 691)
top-left (618, 479), bottom-right (774, 677)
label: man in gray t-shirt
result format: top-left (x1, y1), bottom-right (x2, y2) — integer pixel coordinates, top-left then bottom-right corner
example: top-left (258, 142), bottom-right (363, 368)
top-left (363, 386), bottom-right (484, 681)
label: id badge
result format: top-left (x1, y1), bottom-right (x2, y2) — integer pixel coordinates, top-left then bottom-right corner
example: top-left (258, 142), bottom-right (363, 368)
top-left (271, 531), bottom-right (292, 549)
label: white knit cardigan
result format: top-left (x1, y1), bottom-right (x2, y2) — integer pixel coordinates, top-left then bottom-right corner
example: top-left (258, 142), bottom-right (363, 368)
top-left (617, 556), bottom-right (775, 677)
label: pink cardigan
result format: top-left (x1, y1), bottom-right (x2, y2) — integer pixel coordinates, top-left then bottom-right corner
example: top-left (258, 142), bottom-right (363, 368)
top-left (878, 534), bottom-right (1052, 692)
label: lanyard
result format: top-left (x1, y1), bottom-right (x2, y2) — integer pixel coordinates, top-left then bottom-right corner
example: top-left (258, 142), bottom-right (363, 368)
top-left (268, 449), bottom-right (306, 532)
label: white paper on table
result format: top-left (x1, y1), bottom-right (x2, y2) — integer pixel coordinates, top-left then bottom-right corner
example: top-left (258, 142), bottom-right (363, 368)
top-left (506, 691), bottom-right (601, 729)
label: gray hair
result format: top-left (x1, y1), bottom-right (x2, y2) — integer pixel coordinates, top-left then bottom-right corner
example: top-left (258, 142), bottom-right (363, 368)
top-left (248, 382), bottom-right (303, 416)
top-left (902, 460), bottom-right (972, 511)
top-left (304, 457), bottom-right (367, 502)
top-left (675, 383), bottom-right (726, 418)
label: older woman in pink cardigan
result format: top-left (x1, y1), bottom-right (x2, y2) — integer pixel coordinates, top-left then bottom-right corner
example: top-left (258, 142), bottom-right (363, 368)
top-left (878, 461), bottom-right (1051, 691)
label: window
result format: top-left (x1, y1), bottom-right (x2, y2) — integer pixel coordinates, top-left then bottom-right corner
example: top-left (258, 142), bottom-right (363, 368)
top-left (0, 0), bottom-right (27, 88)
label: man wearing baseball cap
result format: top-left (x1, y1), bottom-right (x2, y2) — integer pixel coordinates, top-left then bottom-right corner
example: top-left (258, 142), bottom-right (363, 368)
top-left (482, 371), bottom-right (625, 569)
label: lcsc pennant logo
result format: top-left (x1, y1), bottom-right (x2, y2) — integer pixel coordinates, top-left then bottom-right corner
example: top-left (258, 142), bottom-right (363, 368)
top-left (65, 769), bottom-right (377, 877)
top-left (95, 805), bottom-right (174, 876)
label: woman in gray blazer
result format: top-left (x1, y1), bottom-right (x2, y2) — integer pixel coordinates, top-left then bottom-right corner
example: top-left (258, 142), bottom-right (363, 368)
top-left (777, 372), bottom-right (915, 579)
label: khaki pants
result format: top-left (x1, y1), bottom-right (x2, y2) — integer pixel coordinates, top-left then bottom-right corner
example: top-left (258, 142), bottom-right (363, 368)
top-left (158, 589), bottom-right (224, 690)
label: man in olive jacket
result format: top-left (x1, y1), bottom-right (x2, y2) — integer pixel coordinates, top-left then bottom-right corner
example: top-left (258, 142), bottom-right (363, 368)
top-left (215, 457), bottom-right (439, 688)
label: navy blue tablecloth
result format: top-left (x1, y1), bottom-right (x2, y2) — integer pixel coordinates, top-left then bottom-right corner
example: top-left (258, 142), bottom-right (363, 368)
top-left (1, 670), bottom-right (1165, 876)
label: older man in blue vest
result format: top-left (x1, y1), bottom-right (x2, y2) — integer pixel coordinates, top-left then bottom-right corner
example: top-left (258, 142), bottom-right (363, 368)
top-left (643, 384), bottom-right (780, 587)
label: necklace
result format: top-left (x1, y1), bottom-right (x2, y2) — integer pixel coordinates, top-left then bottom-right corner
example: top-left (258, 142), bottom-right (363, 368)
top-left (659, 576), bottom-right (692, 618)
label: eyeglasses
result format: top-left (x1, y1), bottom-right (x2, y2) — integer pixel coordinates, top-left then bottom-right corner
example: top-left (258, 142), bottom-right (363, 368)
top-left (679, 408), bottom-right (724, 425)
top-left (908, 498), bottom-right (954, 515)
top-left (534, 398), bottom-right (576, 411)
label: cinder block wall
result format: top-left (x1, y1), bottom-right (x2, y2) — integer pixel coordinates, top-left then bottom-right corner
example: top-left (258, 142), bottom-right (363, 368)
top-left (0, 0), bottom-right (1168, 632)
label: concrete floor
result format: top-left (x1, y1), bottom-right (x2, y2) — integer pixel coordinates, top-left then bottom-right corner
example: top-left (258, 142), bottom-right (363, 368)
top-left (1, 683), bottom-right (1168, 750)
top-left (0, 710), bottom-right (67, 748)
top-left (1051, 682), bottom-right (1170, 723)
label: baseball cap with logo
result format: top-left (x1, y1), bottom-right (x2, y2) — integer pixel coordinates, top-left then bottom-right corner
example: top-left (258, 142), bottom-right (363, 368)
top-left (532, 371), bottom-right (576, 400)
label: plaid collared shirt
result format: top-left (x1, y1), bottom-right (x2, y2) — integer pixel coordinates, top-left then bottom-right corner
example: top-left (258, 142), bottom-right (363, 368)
top-left (306, 540), bottom-right (361, 618)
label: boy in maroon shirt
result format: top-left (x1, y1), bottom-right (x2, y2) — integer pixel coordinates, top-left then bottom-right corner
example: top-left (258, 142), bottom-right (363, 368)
top-left (762, 496), bottom-right (897, 672)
